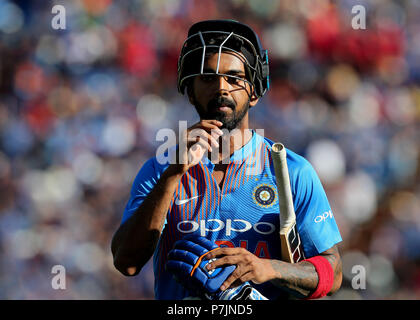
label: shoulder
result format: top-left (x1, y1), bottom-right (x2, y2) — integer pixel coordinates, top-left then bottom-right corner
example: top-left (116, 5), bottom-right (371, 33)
top-left (262, 135), bottom-right (313, 177)
top-left (262, 135), bottom-right (320, 199)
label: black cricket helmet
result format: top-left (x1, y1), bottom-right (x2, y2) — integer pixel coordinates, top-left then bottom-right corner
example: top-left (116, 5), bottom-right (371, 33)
top-left (177, 19), bottom-right (270, 98)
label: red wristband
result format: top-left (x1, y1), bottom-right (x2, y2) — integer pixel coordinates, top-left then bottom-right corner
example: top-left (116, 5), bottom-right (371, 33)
top-left (304, 256), bottom-right (334, 299)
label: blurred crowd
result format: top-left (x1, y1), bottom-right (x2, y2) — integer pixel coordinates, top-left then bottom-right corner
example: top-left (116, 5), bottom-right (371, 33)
top-left (0, 0), bottom-right (419, 299)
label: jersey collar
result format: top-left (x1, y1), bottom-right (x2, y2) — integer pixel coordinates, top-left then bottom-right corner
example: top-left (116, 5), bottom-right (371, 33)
top-left (202, 130), bottom-right (263, 169)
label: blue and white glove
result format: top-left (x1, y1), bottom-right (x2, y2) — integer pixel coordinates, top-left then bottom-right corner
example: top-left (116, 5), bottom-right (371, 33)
top-left (166, 234), bottom-right (268, 300)
top-left (166, 234), bottom-right (235, 296)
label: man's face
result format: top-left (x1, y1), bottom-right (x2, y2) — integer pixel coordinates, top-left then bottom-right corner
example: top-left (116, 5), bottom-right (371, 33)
top-left (189, 51), bottom-right (258, 131)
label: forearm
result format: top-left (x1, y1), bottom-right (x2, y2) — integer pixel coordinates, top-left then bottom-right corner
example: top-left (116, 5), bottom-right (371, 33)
top-left (111, 165), bottom-right (184, 275)
top-left (268, 260), bottom-right (318, 298)
top-left (268, 249), bottom-right (342, 299)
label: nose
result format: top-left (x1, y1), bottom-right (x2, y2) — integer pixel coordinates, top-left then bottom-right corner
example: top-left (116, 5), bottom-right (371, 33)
top-left (215, 75), bottom-right (230, 96)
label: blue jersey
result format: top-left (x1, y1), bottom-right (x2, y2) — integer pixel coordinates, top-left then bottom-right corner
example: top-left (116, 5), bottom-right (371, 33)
top-left (121, 131), bottom-right (342, 299)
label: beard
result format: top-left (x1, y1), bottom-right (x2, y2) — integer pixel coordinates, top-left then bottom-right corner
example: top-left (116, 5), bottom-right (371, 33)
top-left (194, 95), bottom-right (250, 131)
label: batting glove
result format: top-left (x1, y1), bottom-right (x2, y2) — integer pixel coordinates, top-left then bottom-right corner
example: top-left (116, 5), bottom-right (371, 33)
top-left (166, 234), bottom-right (236, 297)
top-left (215, 282), bottom-right (268, 300)
top-left (166, 234), bottom-right (268, 300)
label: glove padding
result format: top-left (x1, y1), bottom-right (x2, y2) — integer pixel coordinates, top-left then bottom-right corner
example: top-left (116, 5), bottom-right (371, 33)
top-left (166, 234), bottom-right (236, 296)
top-left (216, 282), bottom-right (268, 300)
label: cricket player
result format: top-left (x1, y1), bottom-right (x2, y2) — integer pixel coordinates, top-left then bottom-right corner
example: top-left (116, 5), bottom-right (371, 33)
top-left (111, 19), bottom-right (343, 300)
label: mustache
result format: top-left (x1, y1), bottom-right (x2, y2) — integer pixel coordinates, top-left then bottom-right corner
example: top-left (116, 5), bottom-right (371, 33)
top-left (207, 96), bottom-right (236, 110)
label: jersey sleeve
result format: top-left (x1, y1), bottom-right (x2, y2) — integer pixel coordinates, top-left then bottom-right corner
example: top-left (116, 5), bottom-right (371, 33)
top-left (290, 157), bottom-right (342, 258)
top-left (121, 157), bottom-right (165, 225)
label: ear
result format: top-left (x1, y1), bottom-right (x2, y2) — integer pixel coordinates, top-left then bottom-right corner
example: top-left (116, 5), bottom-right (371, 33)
top-left (249, 89), bottom-right (259, 108)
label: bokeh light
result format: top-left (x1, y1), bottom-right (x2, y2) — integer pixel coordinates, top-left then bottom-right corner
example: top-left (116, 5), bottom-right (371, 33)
top-left (0, 1), bottom-right (24, 34)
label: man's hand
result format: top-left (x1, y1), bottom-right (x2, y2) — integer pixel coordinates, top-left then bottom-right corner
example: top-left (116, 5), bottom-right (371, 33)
top-left (171, 120), bottom-right (224, 174)
top-left (205, 247), bottom-right (275, 290)
top-left (166, 235), bottom-right (269, 300)
top-left (206, 246), bottom-right (342, 299)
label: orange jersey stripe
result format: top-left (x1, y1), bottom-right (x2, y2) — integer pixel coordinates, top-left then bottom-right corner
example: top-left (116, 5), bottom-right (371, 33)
top-left (228, 161), bottom-right (239, 193)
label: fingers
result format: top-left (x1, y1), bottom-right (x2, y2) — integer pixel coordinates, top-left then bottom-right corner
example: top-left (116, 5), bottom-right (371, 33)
top-left (188, 129), bottom-right (218, 151)
top-left (204, 247), bottom-right (269, 290)
top-left (197, 120), bottom-right (224, 133)
top-left (221, 269), bottom-right (253, 290)
top-left (188, 143), bottom-right (205, 165)
top-left (190, 120), bottom-right (223, 137)
top-left (205, 248), bottom-right (251, 273)
top-left (188, 123), bottom-right (223, 149)
top-left (206, 255), bottom-right (242, 269)
top-left (175, 120), bottom-right (224, 170)
top-left (205, 247), bottom-right (244, 260)
top-left (183, 120), bottom-right (224, 164)
top-left (198, 119), bottom-right (223, 129)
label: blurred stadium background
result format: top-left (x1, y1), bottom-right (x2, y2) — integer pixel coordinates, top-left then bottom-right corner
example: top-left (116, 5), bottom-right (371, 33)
top-left (0, 0), bottom-right (419, 299)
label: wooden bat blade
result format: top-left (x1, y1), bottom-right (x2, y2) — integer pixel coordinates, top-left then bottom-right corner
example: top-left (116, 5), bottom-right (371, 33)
top-left (280, 222), bottom-right (304, 263)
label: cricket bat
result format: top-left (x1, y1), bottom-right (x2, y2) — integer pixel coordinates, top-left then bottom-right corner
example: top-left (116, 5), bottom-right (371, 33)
top-left (271, 143), bottom-right (304, 263)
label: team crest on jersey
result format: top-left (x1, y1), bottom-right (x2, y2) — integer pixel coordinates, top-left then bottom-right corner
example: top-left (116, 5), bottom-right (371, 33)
top-left (253, 184), bottom-right (277, 208)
